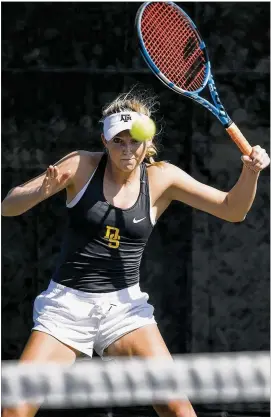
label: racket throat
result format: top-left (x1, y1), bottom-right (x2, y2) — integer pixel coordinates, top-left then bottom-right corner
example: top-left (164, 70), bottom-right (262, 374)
top-left (208, 77), bottom-right (231, 127)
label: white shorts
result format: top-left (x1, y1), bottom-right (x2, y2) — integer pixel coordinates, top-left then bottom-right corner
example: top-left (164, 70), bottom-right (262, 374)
top-left (33, 280), bottom-right (156, 358)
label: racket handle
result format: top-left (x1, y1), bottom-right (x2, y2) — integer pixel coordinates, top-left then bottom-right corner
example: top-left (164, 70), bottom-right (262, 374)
top-left (226, 123), bottom-right (252, 156)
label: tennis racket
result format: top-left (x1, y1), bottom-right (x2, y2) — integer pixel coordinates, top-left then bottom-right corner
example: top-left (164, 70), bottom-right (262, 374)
top-left (135, 2), bottom-right (252, 156)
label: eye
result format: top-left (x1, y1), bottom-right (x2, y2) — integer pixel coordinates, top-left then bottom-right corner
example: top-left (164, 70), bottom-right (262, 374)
top-left (131, 139), bottom-right (139, 145)
top-left (113, 137), bottom-right (122, 144)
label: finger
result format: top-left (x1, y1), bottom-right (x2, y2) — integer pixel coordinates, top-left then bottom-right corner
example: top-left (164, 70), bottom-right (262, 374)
top-left (251, 145), bottom-right (262, 153)
top-left (252, 156), bottom-right (263, 167)
top-left (43, 174), bottom-right (51, 194)
top-left (253, 162), bottom-right (264, 172)
top-left (255, 154), bottom-right (268, 167)
top-left (53, 166), bottom-right (59, 179)
top-left (250, 150), bottom-right (265, 166)
top-left (250, 146), bottom-right (263, 160)
top-left (48, 165), bottom-right (55, 179)
top-left (250, 145), bottom-right (261, 157)
top-left (241, 155), bottom-right (253, 164)
top-left (51, 165), bottom-right (56, 179)
top-left (44, 169), bottom-right (50, 184)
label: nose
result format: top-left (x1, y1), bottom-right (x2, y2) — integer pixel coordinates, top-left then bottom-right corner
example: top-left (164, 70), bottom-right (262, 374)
top-left (122, 141), bottom-right (133, 154)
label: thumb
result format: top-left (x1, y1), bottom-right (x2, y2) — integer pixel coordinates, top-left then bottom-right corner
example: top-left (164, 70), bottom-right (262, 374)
top-left (241, 155), bottom-right (253, 164)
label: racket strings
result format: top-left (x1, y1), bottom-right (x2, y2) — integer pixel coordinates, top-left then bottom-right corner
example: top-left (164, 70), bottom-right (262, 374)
top-left (141, 3), bottom-right (207, 91)
top-left (143, 7), bottom-right (180, 68)
top-left (142, 9), bottom-right (198, 87)
top-left (142, 4), bottom-right (203, 84)
top-left (143, 7), bottom-right (186, 70)
top-left (143, 6), bottom-right (205, 89)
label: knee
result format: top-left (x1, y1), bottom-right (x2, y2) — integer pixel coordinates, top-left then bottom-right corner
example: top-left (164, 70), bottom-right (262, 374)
top-left (153, 399), bottom-right (197, 417)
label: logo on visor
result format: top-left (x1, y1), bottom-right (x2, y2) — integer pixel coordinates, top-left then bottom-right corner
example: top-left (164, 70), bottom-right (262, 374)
top-left (120, 114), bottom-right (132, 122)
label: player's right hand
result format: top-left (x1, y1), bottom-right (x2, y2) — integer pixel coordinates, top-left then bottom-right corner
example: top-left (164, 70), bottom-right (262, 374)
top-left (39, 165), bottom-right (72, 198)
top-left (241, 145), bottom-right (270, 173)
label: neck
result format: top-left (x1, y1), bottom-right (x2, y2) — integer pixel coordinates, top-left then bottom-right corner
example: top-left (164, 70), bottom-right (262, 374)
top-left (105, 158), bottom-right (140, 186)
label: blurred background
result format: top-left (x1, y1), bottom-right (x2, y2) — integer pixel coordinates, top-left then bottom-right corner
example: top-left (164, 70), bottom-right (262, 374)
top-left (2, 2), bottom-right (270, 417)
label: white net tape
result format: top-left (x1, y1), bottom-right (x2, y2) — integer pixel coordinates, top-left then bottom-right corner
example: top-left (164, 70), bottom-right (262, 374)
top-left (2, 352), bottom-right (270, 408)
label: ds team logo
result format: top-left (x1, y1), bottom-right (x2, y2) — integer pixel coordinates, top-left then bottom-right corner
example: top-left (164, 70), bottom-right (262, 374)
top-left (104, 226), bottom-right (120, 249)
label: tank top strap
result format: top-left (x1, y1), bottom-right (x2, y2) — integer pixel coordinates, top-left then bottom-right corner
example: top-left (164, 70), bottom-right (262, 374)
top-left (140, 162), bottom-right (150, 198)
top-left (97, 152), bottom-right (107, 175)
top-left (91, 153), bottom-right (107, 186)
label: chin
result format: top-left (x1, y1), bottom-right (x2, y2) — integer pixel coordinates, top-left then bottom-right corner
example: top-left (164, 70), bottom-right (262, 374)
top-left (119, 159), bottom-right (137, 170)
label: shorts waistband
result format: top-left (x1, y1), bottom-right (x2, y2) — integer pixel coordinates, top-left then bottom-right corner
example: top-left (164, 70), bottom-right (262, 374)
top-left (48, 280), bottom-right (144, 303)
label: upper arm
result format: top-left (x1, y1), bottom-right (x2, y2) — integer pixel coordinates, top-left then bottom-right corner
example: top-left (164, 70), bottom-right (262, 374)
top-left (165, 163), bottom-right (230, 221)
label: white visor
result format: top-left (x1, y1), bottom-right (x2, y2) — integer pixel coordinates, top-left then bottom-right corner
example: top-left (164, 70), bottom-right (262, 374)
top-left (103, 112), bottom-right (151, 142)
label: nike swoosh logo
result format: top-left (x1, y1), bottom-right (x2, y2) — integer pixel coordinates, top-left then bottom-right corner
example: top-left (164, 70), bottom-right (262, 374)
top-left (133, 217), bottom-right (146, 224)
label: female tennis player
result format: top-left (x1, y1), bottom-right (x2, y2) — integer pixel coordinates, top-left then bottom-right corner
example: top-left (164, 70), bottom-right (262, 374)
top-left (2, 91), bottom-right (270, 417)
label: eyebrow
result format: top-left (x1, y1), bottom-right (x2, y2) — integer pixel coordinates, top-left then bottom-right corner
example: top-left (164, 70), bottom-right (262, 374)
top-left (113, 135), bottom-right (133, 140)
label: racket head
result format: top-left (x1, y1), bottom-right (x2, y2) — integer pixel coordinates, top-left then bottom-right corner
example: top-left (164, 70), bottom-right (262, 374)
top-left (136, 2), bottom-right (211, 95)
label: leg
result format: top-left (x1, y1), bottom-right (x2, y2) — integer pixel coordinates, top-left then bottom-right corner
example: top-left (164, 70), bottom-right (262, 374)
top-left (105, 324), bottom-right (197, 417)
top-left (3, 330), bottom-right (81, 417)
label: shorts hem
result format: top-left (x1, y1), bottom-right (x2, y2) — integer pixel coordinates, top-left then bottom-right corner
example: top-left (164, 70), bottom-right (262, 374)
top-left (98, 318), bottom-right (157, 359)
top-left (32, 326), bottom-right (94, 358)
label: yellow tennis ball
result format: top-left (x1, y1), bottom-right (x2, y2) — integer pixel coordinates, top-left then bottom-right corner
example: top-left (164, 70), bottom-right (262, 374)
top-left (130, 117), bottom-right (156, 142)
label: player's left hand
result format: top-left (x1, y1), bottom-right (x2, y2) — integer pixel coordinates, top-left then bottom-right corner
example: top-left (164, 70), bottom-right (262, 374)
top-left (241, 145), bottom-right (270, 173)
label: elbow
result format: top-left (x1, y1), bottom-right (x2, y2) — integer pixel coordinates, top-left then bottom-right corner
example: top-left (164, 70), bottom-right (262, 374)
top-left (1, 203), bottom-right (15, 217)
top-left (1, 188), bottom-right (19, 216)
top-left (223, 196), bottom-right (247, 223)
top-left (227, 214), bottom-right (247, 223)
top-left (1, 197), bottom-right (22, 217)
top-left (1, 208), bottom-right (23, 217)
top-left (1, 200), bottom-right (10, 216)
top-left (2, 194), bottom-right (11, 216)
top-left (1, 205), bottom-right (24, 217)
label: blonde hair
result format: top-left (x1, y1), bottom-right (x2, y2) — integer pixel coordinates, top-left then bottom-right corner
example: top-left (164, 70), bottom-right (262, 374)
top-left (101, 90), bottom-right (162, 166)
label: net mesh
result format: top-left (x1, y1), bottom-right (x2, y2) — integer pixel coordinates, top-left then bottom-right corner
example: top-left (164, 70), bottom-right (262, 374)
top-left (2, 352), bottom-right (269, 409)
top-left (141, 2), bottom-right (207, 91)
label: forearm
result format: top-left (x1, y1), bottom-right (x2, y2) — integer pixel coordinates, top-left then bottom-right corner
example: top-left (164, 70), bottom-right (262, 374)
top-left (225, 165), bottom-right (260, 221)
top-left (1, 186), bottom-right (43, 216)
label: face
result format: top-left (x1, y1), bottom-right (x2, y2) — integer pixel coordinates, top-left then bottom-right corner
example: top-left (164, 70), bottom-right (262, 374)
top-left (102, 130), bottom-right (150, 172)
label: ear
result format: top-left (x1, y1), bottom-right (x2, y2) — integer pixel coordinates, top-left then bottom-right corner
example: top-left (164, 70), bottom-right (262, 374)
top-left (101, 133), bottom-right (108, 148)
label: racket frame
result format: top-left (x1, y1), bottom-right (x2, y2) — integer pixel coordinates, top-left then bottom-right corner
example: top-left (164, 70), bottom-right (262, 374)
top-left (136, 1), bottom-right (232, 128)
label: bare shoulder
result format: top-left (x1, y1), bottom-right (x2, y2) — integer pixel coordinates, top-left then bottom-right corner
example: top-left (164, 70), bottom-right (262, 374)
top-left (145, 162), bottom-right (183, 219)
top-left (69, 150), bottom-right (104, 191)
top-left (66, 149), bottom-right (102, 163)
top-left (147, 161), bottom-right (181, 188)
top-left (75, 150), bottom-right (103, 168)
top-left (53, 150), bottom-right (100, 179)
top-left (147, 161), bottom-right (193, 204)
top-left (147, 161), bottom-right (180, 174)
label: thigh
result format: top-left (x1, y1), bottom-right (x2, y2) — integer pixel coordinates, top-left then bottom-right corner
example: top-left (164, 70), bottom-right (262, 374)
top-left (106, 325), bottom-right (197, 417)
top-left (20, 329), bottom-right (81, 362)
top-left (105, 324), bottom-right (171, 357)
top-left (3, 330), bottom-right (81, 417)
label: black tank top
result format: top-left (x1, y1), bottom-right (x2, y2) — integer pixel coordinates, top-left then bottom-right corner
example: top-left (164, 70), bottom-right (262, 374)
top-left (52, 153), bottom-right (154, 292)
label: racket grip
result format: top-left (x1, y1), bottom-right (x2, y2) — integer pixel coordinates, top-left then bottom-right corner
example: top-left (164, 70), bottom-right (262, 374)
top-left (226, 123), bottom-right (252, 156)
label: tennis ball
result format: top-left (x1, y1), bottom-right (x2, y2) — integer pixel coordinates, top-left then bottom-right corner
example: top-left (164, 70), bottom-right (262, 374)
top-left (130, 117), bottom-right (156, 142)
